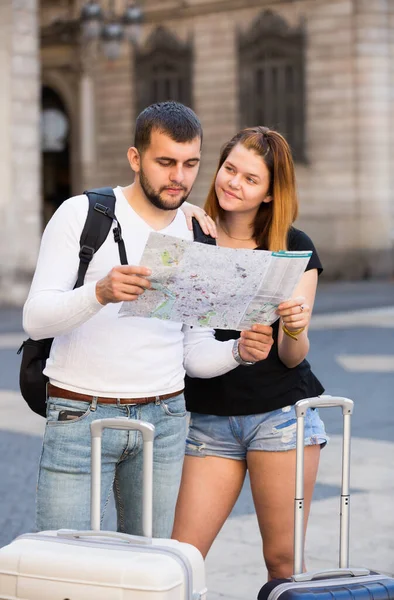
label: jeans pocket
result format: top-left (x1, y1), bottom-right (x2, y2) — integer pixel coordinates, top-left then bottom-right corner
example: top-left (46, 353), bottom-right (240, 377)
top-left (159, 395), bottom-right (187, 417)
top-left (46, 398), bottom-right (91, 426)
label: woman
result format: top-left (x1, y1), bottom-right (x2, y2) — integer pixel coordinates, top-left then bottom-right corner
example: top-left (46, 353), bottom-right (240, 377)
top-left (173, 126), bottom-right (328, 580)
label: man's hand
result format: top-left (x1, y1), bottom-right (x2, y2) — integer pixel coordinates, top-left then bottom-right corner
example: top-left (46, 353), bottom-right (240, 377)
top-left (238, 324), bottom-right (274, 363)
top-left (96, 265), bottom-right (152, 305)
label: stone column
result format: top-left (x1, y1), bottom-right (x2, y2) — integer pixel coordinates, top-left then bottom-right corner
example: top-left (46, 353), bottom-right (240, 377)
top-left (389, 1), bottom-right (394, 257)
top-left (93, 42), bottom-right (134, 188)
top-left (193, 12), bottom-right (238, 206)
top-left (78, 35), bottom-right (134, 190)
top-left (297, 0), bottom-right (356, 277)
top-left (0, 0), bottom-right (41, 304)
top-left (80, 72), bottom-right (97, 188)
top-left (353, 0), bottom-right (393, 276)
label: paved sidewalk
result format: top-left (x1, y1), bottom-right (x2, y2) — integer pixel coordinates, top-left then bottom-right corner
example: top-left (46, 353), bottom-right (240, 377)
top-left (205, 435), bottom-right (394, 599)
top-left (1, 283), bottom-right (394, 599)
top-left (1, 389), bottom-right (393, 599)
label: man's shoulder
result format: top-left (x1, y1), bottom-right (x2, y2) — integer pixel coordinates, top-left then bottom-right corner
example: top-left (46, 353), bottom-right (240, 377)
top-left (44, 194), bottom-right (89, 234)
top-left (54, 194), bottom-right (89, 219)
top-left (64, 193), bottom-right (89, 210)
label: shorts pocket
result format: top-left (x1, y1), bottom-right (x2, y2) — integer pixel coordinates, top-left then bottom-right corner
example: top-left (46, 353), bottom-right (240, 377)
top-left (185, 437), bottom-right (206, 455)
top-left (159, 395), bottom-right (186, 417)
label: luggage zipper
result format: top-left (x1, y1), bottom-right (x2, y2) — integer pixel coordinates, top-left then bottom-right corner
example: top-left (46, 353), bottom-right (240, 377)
top-left (267, 574), bottom-right (390, 600)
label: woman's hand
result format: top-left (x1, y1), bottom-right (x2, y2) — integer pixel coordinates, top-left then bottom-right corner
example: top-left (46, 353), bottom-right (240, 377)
top-left (277, 296), bottom-right (310, 332)
top-left (181, 202), bottom-right (217, 238)
top-left (277, 270), bottom-right (318, 367)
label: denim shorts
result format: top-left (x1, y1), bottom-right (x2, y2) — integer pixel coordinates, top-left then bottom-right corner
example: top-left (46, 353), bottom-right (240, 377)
top-left (185, 405), bottom-right (328, 460)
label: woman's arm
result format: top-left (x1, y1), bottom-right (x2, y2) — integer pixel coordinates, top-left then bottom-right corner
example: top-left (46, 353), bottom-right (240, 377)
top-left (180, 202), bottom-right (217, 238)
top-left (276, 269), bottom-right (318, 368)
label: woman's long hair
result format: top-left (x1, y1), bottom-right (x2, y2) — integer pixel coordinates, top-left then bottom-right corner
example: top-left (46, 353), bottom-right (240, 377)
top-left (204, 126), bottom-right (298, 251)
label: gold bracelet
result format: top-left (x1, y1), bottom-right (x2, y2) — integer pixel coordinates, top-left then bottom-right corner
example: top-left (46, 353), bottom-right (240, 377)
top-left (282, 323), bottom-right (306, 341)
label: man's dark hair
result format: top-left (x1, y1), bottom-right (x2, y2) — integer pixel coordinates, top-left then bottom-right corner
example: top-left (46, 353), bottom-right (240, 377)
top-left (134, 101), bottom-right (203, 153)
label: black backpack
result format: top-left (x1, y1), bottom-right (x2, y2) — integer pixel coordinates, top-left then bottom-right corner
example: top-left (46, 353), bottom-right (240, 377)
top-left (18, 187), bottom-right (128, 417)
top-left (18, 188), bottom-right (215, 417)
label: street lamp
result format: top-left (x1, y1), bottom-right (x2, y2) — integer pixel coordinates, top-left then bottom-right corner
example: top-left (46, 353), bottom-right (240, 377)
top-left (123, 2), bottom-right (143, 44)
top-left (80, 1), bottom-right (103, 41)
top-left (80, 0), bottom-right (143, 60)
top-left (101, 21), bottom-right (124, 61)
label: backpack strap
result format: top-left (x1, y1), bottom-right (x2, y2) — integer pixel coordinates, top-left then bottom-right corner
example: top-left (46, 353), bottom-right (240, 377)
top-left (75, 187), bottom-right (128, 288)
top-left (191, 217), bottom-right (217, 246)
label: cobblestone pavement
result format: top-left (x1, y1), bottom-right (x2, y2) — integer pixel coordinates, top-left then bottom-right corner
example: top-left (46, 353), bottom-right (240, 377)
top-left (0, 280), bottom-right (393, 598)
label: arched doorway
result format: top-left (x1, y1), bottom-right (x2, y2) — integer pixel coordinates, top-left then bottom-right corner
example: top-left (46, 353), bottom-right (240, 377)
top-left (41, 86), bottom-right (71, 227)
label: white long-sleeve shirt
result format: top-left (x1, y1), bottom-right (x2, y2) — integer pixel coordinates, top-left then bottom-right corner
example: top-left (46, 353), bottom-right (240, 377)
top-left (23, 187), bottom-right (238, 397)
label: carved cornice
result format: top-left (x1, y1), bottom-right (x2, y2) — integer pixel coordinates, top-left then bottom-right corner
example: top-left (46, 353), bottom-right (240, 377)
top-left (136, 26), bottom-right (192, 60)
top-left (239, 9), bottom-right (304, 48)
top-left (143, 0), bottom-right (297, 23)
top-left (40, 1), bottom-right (299, 47)
top-left (41, 20), bottom-right (79, 48)
top-left (40, 1), bottom-right (301, 48)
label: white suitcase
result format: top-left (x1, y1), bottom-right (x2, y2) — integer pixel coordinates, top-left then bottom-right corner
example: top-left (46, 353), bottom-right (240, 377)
top-left (0, 417), bottom-right (207, 600)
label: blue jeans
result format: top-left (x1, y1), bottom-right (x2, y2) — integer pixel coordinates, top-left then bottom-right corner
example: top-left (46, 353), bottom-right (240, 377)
top-left (36, 394), bottom-right (187, 537)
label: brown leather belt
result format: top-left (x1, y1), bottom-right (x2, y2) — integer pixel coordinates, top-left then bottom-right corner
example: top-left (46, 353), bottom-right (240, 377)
top-left (47, 384), bottom-right (184, 405)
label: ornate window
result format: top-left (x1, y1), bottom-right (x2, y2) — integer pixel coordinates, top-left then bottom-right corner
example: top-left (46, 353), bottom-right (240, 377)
top-left (135, 27), bottom-right (192, 112)
top-left (238, 11), bottom-right (306, 162)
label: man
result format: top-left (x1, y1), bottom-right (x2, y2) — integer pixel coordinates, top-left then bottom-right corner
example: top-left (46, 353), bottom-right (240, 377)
top-left (24, 102), bottom-right (273, 537)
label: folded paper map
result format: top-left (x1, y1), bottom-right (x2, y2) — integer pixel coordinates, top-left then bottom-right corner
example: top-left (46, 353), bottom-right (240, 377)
top-left (119, 232), bottom-right (312, 330)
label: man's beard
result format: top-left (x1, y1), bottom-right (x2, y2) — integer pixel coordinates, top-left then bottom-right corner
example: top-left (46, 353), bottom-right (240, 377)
top-left (139, 167), bottom-right (191, 211)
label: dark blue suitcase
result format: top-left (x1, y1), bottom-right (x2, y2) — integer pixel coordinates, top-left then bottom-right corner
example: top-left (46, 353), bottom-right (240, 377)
top-left (259, 571), bottom-right (394, 599)
top-left (258, 396), bottom-right (394, 600)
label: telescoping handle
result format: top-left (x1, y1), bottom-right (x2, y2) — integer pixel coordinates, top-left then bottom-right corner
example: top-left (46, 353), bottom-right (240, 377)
top-left (90, 418), bottom-right (155, 537)
top-left (293, 395), bottom-right (354, 576)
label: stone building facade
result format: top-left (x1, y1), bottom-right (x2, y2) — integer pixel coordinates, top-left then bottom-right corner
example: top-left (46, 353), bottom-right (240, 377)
top-left (1, 0), bottom-right (393, 303)
top-left (0, 0), bottom-right (41, 304)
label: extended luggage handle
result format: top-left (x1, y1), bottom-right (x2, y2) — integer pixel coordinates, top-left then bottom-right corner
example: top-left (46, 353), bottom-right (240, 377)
top-left (295, 396), bottom-right (353, 415)
top-left (90, 418), bottom-right (155, 537)
top-left (293, 395), bottom-right (354, 576)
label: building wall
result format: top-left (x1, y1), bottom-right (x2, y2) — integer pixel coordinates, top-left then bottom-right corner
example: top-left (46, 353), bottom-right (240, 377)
top-left (295, 0), bottom-right (393, 277)
top-left (94, 45), bottom-right (135, 189)
top-left (390, 1), bottom-right (394, 253)
top-left (297, 0), bottom-right (358, 275)
top-left (77, 0), bottom-right (393, 278)
top-left (0, 0), bottom-right (41, 304)
top-left (2, 0), bottom-right (391, 308)
top-left (351, 0), bottom-right (392, 277)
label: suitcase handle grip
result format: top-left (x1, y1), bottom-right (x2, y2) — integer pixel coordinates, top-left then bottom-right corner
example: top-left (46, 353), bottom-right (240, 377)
top-left (57, 530), bottom-right (152, 545)
top-left (295, 396), bottom-right (354, 416)
top-left (91, 418), bottom-right (155, 440)
top-left (292, 567), bottom-right (370, 582)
